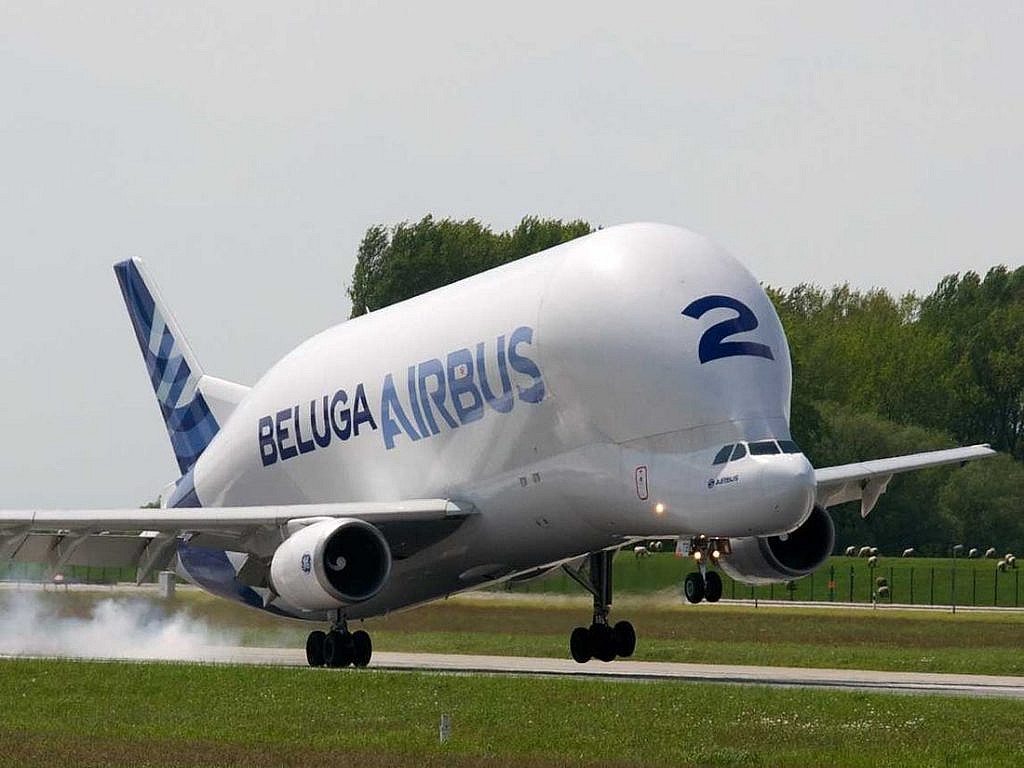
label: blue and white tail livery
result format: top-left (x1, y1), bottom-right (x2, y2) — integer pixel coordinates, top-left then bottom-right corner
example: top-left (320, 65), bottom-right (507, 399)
top-left (113, 258), bottom-right (247, 475)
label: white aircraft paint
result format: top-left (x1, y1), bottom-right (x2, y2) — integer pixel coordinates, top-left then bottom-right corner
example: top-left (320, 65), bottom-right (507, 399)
top-left (0, 223), bottom-right (994, 663)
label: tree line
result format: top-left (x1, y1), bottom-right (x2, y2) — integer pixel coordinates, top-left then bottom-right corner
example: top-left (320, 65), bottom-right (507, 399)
top-left (348, 216), bottom-right (1024, 556)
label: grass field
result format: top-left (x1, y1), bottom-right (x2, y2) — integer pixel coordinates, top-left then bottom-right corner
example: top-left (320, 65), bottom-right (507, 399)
top-left (2, 658), bottom-right (1024, 767)
top-left (506, 553), bottom-right (1024, 608)
top-left (5, 553), bottom-right (1021, 607)
top-left (7, 588), bottom-right (1024, 677)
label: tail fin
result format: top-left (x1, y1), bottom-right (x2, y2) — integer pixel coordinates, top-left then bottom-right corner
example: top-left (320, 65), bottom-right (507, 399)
top-left (114, 258), bottom-right (228, 475)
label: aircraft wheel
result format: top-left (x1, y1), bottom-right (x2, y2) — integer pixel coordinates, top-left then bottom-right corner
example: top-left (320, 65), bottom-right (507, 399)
top-left (352, 630), bottom-right (373, 668)
top-left (684, 572), bottom-right (705, 604)
top-left (570, 626), bottom-right (591, 663)
top-left (590, 623), bottom-right (617, 662)
top-left (306, 630), bottom-right (326, 667)
top-left (704, 571), bottom-right (723, 603)
top-left (613, 620), bottom-right (636, 658)
top-left (323, 630), bottom-right (354, 668)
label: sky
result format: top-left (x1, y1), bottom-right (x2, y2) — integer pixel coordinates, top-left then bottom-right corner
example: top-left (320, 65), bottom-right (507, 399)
top-left (1, 2), bottom-right (1022, 506)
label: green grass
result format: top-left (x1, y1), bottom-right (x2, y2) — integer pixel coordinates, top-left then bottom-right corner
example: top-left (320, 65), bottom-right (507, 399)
top-left (5, 553), bottom-right (1019, 606)
top-left (1, 658), bottom-right (1022, 767)
top-left (506, 553), bottom-right (1024, 607)
top-left (11, 589), bottom-right (1024, 676)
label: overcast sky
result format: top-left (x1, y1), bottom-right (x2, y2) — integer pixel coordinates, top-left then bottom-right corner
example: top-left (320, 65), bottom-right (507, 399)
top-left (2, 2), bottom-right (1022, 506)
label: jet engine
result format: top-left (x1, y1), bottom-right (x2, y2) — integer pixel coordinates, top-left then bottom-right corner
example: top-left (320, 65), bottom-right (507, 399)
top-left (717, 505), bottom-right (835, 586)
top-left (269, 518), bottom-right (392, 610)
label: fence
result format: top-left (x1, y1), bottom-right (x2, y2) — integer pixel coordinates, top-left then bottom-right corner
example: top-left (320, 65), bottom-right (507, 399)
top-left (0, 562), bottom-right (148, 585)
top-left (507, 554), bottom-right (1024, 608)
top-left (728, 562), bottom-right (1022, 607)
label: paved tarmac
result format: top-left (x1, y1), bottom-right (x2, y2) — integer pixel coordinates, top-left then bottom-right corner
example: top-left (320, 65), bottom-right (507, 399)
top-left (31, 645), bottom-right (1017, 699)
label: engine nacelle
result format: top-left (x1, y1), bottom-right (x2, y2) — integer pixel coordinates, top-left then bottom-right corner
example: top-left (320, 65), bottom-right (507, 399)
top-left (269, 518), bottom-right (392, 610)
top-left (718, 505), bottom-right (835, 586)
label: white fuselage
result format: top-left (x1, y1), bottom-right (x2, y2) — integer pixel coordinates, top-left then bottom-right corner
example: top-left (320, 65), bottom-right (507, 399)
top-left (180, 223), bottom-right (816, 619)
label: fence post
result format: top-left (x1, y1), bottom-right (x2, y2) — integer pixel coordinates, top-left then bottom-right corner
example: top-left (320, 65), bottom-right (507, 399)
top-left (829, 564), bottom-right (836, 602)
top-left (888, 566), bottom-right (894, 603)
top-left (995, 568), bottom-right (999, 607)
top-left (809, 571), bottom-right (814, 601)
top-left (930, 567), bottom-right (935, 606)
top-left (972, 569), bottom-right (977, 606)
top-left (849, 565), bottom-right (855, 603)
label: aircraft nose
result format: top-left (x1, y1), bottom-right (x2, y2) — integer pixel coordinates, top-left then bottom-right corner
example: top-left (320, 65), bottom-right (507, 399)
top-left (760, 454), bottom-right (817, 533)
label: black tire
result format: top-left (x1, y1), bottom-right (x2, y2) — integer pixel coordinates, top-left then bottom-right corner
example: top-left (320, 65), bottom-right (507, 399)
top-left (351, 630), bottom-right (373, 668)
top-left (305, 630), bottom-right (326, 667)
top-left (323, 630), bottom-right (354, 668)
top-left (613, 620), bottom-right (636, 658)
top-left (684, 572), bottom-right (705, 604)
top-left (570, 626), bottom-right (591, 663)
top-left (704, 571), bottom-right (723, 603)
top-left (590, 623), bottom-right (617, 662)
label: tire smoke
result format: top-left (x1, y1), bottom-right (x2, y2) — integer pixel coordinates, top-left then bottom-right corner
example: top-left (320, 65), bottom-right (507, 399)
top-left (0, 592), bottom-right (237, 660)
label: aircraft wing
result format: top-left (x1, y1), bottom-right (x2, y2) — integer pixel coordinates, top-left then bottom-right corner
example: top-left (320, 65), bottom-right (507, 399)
top-left (815, 444), bottom-right (995, 517)
top-left (0, 499), bottom-right (475, 583)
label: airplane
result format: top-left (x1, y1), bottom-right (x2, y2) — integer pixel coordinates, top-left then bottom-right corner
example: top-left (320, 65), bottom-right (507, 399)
top-left (0, 223), bottom-right (994, 668)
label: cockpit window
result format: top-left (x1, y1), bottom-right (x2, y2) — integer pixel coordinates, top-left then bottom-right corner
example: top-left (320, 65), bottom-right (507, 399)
top-left (729, 442), bottom-right (748, 461)
top-left (778, 440), bottom-right (802, 454)
top-left (713, 445), bottom-right (734, 465)
top-left (749, 440), bottom-right (781, 455)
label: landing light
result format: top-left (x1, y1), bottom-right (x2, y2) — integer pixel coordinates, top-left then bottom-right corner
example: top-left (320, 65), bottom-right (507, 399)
top-left (693, 551), bottom-right (702, 561)
top-left (654, 502), bottom-right (665, 515)
top-left (712, 549), bottom-right (721, 560)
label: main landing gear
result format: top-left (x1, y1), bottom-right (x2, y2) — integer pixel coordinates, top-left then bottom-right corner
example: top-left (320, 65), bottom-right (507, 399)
top-left (683, 536), bottom-right (727, 604)
top-left (564, 551), bottom-right (637, 663)
top-left (305, 616), bottom-right (372, 668)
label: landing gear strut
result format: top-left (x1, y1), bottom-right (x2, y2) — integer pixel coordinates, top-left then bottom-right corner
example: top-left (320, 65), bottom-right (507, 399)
top-left (564, 551), bottom-right (637, 664)
top-left (683, 536), bottom-right (727, 604)
top-left (305, 614), bottom-right (373, 669)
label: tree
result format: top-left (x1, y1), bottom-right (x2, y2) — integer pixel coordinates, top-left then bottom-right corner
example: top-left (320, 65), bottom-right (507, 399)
top-left (919, 266), bottom-right (1024, 458)
top-left (347, 215), bottom-right (592, 317)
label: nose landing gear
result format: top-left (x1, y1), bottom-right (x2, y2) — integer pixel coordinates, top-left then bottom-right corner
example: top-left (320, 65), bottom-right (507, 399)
top-left (564, 550), bottom-right (638, 663)
top-left (305, 615), bottom-right (373, 668)
top-left (683, 536), bottom-right (728, 604)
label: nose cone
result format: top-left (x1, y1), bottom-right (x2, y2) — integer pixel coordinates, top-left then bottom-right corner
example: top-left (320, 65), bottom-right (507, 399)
top-left (760, 454), bottom-right (817, 534)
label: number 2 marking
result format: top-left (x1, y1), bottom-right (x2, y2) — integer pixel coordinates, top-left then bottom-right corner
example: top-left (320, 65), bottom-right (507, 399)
top-left (681, 295), bottom-right (775, 364)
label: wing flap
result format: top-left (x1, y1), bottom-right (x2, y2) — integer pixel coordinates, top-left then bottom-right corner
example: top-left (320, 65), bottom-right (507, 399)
top-left (815, 444), bottom-right (995, 517)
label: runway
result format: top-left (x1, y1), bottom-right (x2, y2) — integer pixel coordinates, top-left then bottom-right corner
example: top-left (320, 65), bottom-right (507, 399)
top-left (13, 645), bottom-right (1019, 699)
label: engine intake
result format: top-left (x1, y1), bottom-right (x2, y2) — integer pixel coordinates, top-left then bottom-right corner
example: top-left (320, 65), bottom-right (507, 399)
top-left (270, 518), bottom-right (392, 610)
top-left (718, 505), bottom-right (835, 586)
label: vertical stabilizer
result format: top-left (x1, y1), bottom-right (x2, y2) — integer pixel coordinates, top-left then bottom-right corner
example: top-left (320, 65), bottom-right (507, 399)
top-left (114, 258), bottom-right (220, 474)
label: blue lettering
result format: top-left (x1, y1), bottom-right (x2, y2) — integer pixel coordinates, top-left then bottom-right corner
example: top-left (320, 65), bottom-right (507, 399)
top-left (380, 375), bottom-right (419, 449)
top-left (406, 365), bottom-right (430, 439)
top-left (447, 348), bottom-right (484, 425)
top-left (310, 396), bottom-right (332, 448)
top-left (258, 416), bottom-right (277, 466)
top-left (477, 336), bottom-right (514, 414)
top-left (275, 408), bottom-right (298, 461)
top-left (353, 383), bottom-right (377, 436)
top-left (417, 358), bottom-right (458, 434)
top-left (330, 389), bottom-right (351, 440)
top-left (294, 404), bottom-right (315, 454)
top-left (508, 326), bottom-right (545, 404)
